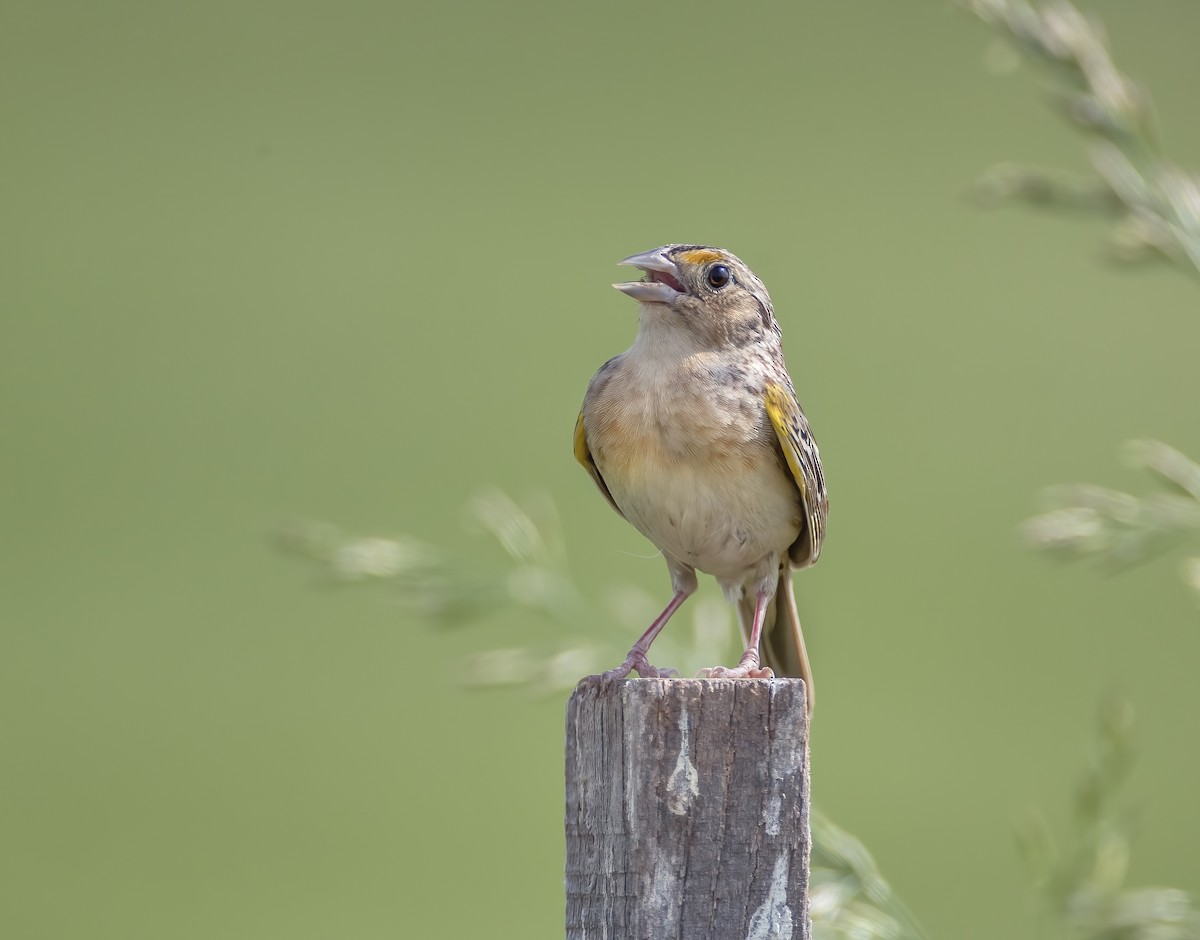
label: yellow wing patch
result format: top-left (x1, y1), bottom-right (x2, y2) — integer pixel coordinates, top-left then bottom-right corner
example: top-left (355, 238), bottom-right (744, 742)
top-left (678, 249), bottom-right (723, 266)
top-left (765, 385), bottom-right (807, 503)
top-left (574, 410), bottom-right (626, 520)
top-left (765, 381), bottom-right (828, 567)
top-left (573, 411), bottom-right (591, 469)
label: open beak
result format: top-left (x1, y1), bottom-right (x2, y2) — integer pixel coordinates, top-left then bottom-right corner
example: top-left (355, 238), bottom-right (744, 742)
top-left (613, 247), bottom-right (685, 304)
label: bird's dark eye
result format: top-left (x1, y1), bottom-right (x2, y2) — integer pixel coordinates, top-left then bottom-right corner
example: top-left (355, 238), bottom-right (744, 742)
top-left (706, 264), bottom-right (731, 289)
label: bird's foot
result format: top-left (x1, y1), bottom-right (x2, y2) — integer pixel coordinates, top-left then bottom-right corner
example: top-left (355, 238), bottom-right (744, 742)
top-left (698, 656), bottom-right (775, 680)
top-left (592, 652), bottom-right (677, 683)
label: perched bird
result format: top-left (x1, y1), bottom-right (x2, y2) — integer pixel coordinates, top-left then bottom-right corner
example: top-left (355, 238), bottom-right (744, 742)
top-left (574, 245), bottom-right (828, 712)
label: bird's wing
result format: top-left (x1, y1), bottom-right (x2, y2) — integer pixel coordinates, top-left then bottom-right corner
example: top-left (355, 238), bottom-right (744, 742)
top-left (573, 411), bottom-right (626, 519)
top-left (765, 382), bottom-right (828, 567)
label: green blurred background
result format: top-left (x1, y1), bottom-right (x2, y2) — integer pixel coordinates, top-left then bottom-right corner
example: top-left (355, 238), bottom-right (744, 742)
top-left (5, 1), bottom-right (1200, 937)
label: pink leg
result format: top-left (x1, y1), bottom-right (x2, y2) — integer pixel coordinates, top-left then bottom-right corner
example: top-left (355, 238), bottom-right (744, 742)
top-left (699, 590), bottom-right (774, 679)
top-left (595, 589), bottom-right (689, 681)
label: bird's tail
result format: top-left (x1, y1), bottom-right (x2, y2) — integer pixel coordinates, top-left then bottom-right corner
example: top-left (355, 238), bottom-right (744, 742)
top-left (737, 570), bottom-right (814, 717)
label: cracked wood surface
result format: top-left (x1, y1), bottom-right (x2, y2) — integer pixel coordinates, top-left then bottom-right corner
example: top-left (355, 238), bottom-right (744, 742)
top-left (565, 678), bottom-right (810, 940)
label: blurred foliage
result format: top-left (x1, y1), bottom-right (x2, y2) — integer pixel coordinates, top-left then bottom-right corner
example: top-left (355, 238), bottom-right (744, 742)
top-left (963, 0), bottom-right (1200, 273)
top-left (279, 490), bottom-right (1200, 939)
top-left (1015, 696), bottom-right (1200, 940)
top-left (276, 488), bottom-right (738, 691)
top-left (810, 808), bottom-right (931, 940)
top-left (960, 0), bottom-right (1200, 596)
top-left (1024, 441), bottom-right (1200, 596)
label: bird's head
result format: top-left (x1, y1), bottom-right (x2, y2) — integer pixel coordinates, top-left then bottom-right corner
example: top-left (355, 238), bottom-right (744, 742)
top-left (613, 244), bottom-right (779, 349)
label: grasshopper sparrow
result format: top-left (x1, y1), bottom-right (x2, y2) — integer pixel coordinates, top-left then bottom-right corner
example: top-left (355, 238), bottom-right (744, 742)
top-left (574, 245), bottom-right (828, 714)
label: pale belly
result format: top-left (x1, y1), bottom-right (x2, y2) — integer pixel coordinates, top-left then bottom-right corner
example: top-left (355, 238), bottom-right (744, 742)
top-left (599, 447), bottom-right (801, 583)
top-left (583, 344), bottom-right (804, 584)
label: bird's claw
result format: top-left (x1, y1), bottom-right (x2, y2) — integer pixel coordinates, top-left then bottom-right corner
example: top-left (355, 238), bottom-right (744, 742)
top-left (592, 653), bottom-right (677, 683)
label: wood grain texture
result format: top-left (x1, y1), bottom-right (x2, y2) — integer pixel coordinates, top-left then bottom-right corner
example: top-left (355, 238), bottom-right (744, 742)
top-left (565, 678), bottom-right (810, 940)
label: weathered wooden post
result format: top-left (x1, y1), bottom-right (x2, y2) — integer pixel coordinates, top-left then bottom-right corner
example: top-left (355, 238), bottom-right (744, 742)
top-left (565, 678), bottom-right (810, 940)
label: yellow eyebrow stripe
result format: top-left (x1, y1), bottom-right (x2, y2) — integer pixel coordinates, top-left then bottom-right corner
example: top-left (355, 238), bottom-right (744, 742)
top-left (678, 249), bottom-right (722, 265)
